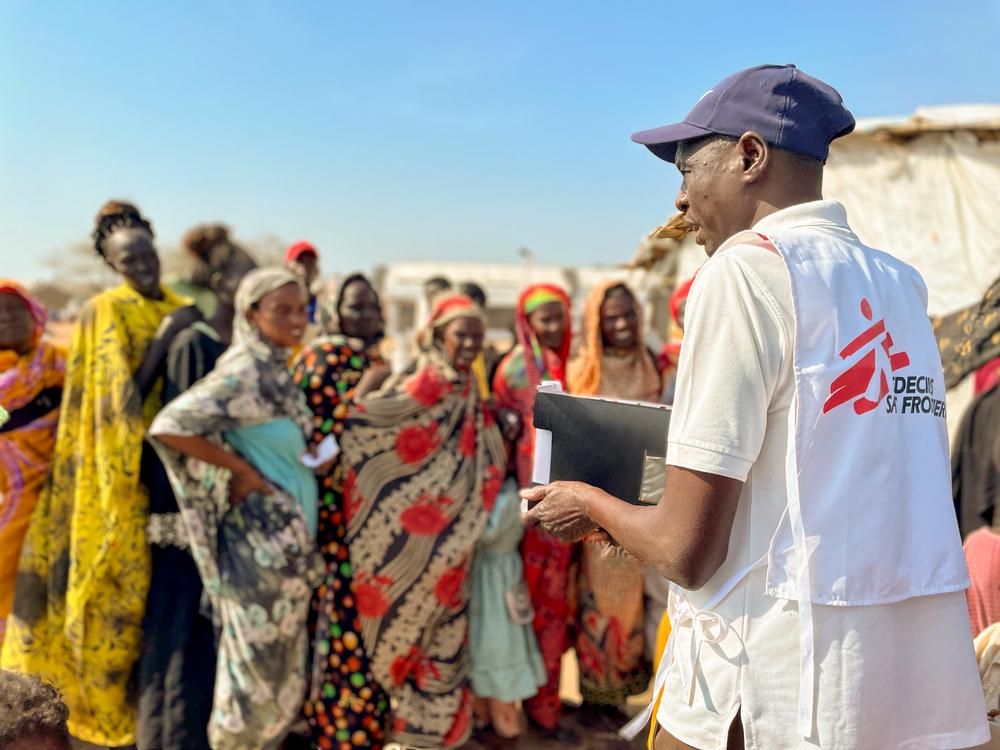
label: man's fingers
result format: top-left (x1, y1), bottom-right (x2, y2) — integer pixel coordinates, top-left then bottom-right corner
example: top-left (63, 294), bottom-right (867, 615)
top-left (519, 485), bottom-right (548, 500)
top-left (522, 504), bottom-right (541, 526)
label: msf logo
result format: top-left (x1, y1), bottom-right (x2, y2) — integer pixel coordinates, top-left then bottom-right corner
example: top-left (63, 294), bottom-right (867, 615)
top-left (823, 298), bottom-right (910, 415)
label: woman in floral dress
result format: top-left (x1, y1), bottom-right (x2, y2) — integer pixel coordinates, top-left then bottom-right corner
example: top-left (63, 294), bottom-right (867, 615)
top-left (340, 294), bottom-right (506, 749)
top-left (149, 268), bottom-right (324, 750)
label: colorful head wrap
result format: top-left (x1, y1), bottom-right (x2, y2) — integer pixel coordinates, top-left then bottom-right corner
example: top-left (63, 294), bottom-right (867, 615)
top-left (523, 287), bottom-right (565, 316)
top-left (515, 283), bottom-right (572, 388)
top-left (428, 294), bottom-right (484, 329)
top-left (0, 280), bottom-right (48, 351)
top-left (416, 294), bottom-right (484, 352)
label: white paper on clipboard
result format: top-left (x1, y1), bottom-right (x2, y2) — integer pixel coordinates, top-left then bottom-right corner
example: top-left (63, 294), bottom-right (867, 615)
top-left (531, 380), bottom-right (561, 487)
top-left (532, 429), bottom-right (552, 485)
top-left (523, 428), bottom-right (554, 514)
top-left (301, 434), bottom-right (340, 468)
top-left (523, 380), bottom-right (564, 513)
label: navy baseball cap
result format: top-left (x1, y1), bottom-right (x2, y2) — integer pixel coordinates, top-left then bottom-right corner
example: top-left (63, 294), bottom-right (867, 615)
top-left (631, 64), bottom-right (856, 163)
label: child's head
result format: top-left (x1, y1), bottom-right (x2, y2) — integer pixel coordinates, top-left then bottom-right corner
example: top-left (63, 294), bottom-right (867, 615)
top-left (0, 670), bottom-right (71, 750)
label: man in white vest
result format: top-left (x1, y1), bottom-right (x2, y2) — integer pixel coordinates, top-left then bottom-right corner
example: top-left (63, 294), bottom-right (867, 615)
top-left (523, 64), bottom-right (987, 749)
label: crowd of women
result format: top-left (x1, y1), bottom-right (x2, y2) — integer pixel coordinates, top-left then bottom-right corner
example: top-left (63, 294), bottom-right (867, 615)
top-left (0, 200), bottom-right (678, 750)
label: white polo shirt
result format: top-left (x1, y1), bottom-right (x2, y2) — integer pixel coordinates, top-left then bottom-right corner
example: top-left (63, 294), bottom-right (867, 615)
top-left (655, 202), bottom-right (986, 749)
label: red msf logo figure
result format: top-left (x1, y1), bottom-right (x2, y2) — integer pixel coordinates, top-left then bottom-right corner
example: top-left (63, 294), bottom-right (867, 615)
top-left (823, 298), bottom-right (911, 415)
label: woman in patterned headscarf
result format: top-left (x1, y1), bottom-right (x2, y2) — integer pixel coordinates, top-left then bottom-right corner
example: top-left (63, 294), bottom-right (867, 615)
top-left (567, 280), bottom-right (661, 728)
top-left (340, 294), bottom-right (506, 749)
top-left (491, 283), bottom-right (574, 738)
top-left (2, 201), bottom-right (195, 746)
top-left (149, 268), bottom-right (324, 750)
top-left (0, 282), bottom-right (65, 648)
top-left (290, 273), bottom-right (391, 748)
top-left (137, 244), bottom-right (258, 750)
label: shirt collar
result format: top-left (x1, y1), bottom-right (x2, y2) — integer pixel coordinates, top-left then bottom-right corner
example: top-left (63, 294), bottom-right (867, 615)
top-left (751, 200), bottom-right (849, 234)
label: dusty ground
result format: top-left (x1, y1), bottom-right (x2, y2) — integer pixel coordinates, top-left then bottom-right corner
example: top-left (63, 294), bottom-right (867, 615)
top-left (460, 651), bottom-right (651, 750)
top-left (459, 703), bottom-right (647, 750)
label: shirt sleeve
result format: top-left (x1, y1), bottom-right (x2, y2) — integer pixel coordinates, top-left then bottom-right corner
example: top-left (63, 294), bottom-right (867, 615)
top-left (666, 247), bottom-right (788, 482)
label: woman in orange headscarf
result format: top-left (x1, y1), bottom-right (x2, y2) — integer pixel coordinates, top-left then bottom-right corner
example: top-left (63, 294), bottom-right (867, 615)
top-left (568, 280), bottom-right (662, 729)
top-left (0, 282), bottom-right (65, 647)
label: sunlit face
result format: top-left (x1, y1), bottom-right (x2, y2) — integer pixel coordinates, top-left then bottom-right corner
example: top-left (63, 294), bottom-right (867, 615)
top-left (600, 287), bottom-right (640, 350)
top-left (103, 227), bottom-right (161, 298)
top-left (674, 136), bottom-right (742, 256)
top-left (246, 281), bottom-right (309, 348)
top-left (339, 279), bottom-right (383, 343)
top-left (527, 300), bottom-right (567, 351)
top-left (438, 316), bottom-right (485, 369)
top-left (0, 292), bottom-right (34, 353)
top-left (288, 251), bottom-right (320, 288)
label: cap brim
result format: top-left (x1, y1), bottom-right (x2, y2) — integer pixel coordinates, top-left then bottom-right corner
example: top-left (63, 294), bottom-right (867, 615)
top-left (630, 121), bottom-right (716, 163)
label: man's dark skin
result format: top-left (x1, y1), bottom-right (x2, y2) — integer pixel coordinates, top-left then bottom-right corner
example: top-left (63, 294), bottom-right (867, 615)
top-left (524, 131), bottom-right (824, 750)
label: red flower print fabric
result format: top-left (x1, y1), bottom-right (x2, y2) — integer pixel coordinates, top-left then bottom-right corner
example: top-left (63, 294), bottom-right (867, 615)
top-left (340, 344), bottom-right (507, 749)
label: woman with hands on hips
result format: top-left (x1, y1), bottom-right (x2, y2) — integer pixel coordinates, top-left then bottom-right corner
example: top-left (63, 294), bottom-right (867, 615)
top-left (148, 268), bottom-right (327, 750)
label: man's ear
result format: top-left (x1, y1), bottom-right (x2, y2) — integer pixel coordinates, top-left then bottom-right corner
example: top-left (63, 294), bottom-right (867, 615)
top-left (737, 131), bottom-right (769, 183)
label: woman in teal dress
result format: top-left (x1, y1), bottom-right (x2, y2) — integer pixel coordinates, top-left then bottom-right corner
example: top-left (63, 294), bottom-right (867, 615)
top-left (149, 268), bottom-right (325, 750)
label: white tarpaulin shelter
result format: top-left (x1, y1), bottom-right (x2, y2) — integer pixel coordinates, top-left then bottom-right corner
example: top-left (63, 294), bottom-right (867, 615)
top-left (824, 104), bottom-right (1000, 317)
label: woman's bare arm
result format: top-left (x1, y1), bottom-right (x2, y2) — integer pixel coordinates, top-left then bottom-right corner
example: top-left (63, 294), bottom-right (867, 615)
top-left (155, 433), bottom-right (271, 502)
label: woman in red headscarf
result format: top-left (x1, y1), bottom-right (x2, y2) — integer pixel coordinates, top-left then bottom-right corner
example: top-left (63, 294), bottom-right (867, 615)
top-left (340, 294), bottom-right (507, 749)
top-left (0, 281), bottom-right (65, 647)
top-left (492, 284), bottom-right (575, 738)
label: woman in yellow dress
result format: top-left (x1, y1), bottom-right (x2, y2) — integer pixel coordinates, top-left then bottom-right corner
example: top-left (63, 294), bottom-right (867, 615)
top-left (1, 200), bottom-right (198, 746)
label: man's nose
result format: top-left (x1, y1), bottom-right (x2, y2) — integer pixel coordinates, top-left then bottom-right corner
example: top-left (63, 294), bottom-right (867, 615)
top-left (675, 188), bottom-right (689, 214)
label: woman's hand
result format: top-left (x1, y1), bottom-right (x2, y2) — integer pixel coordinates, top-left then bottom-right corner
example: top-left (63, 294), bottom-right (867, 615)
top-left (521, 481), bottom-right (603, 542)
top-left (354, 364), bottom-right (392, 400)
top-left (497, 407), bottom-right (521, 441)
top-left (229, 464), bottom-right (272, 504)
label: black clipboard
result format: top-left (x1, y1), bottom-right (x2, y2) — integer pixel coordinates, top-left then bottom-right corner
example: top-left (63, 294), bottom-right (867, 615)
top-left (532, 389), bottom-right (670, 505)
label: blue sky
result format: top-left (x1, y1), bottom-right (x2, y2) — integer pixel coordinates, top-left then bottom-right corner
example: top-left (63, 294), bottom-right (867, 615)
top-left (2, 1), bottom-right (998, 282)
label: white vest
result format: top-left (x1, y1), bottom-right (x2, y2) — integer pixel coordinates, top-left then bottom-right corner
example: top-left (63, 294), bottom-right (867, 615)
top-left (625, 202), bottom-right (970, 742)
top-left (748, 218), bottom-right (968, 606)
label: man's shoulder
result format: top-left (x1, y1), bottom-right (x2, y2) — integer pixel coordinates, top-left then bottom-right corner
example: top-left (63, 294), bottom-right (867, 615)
top-left (700, 242), bottom-right (791, 305)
